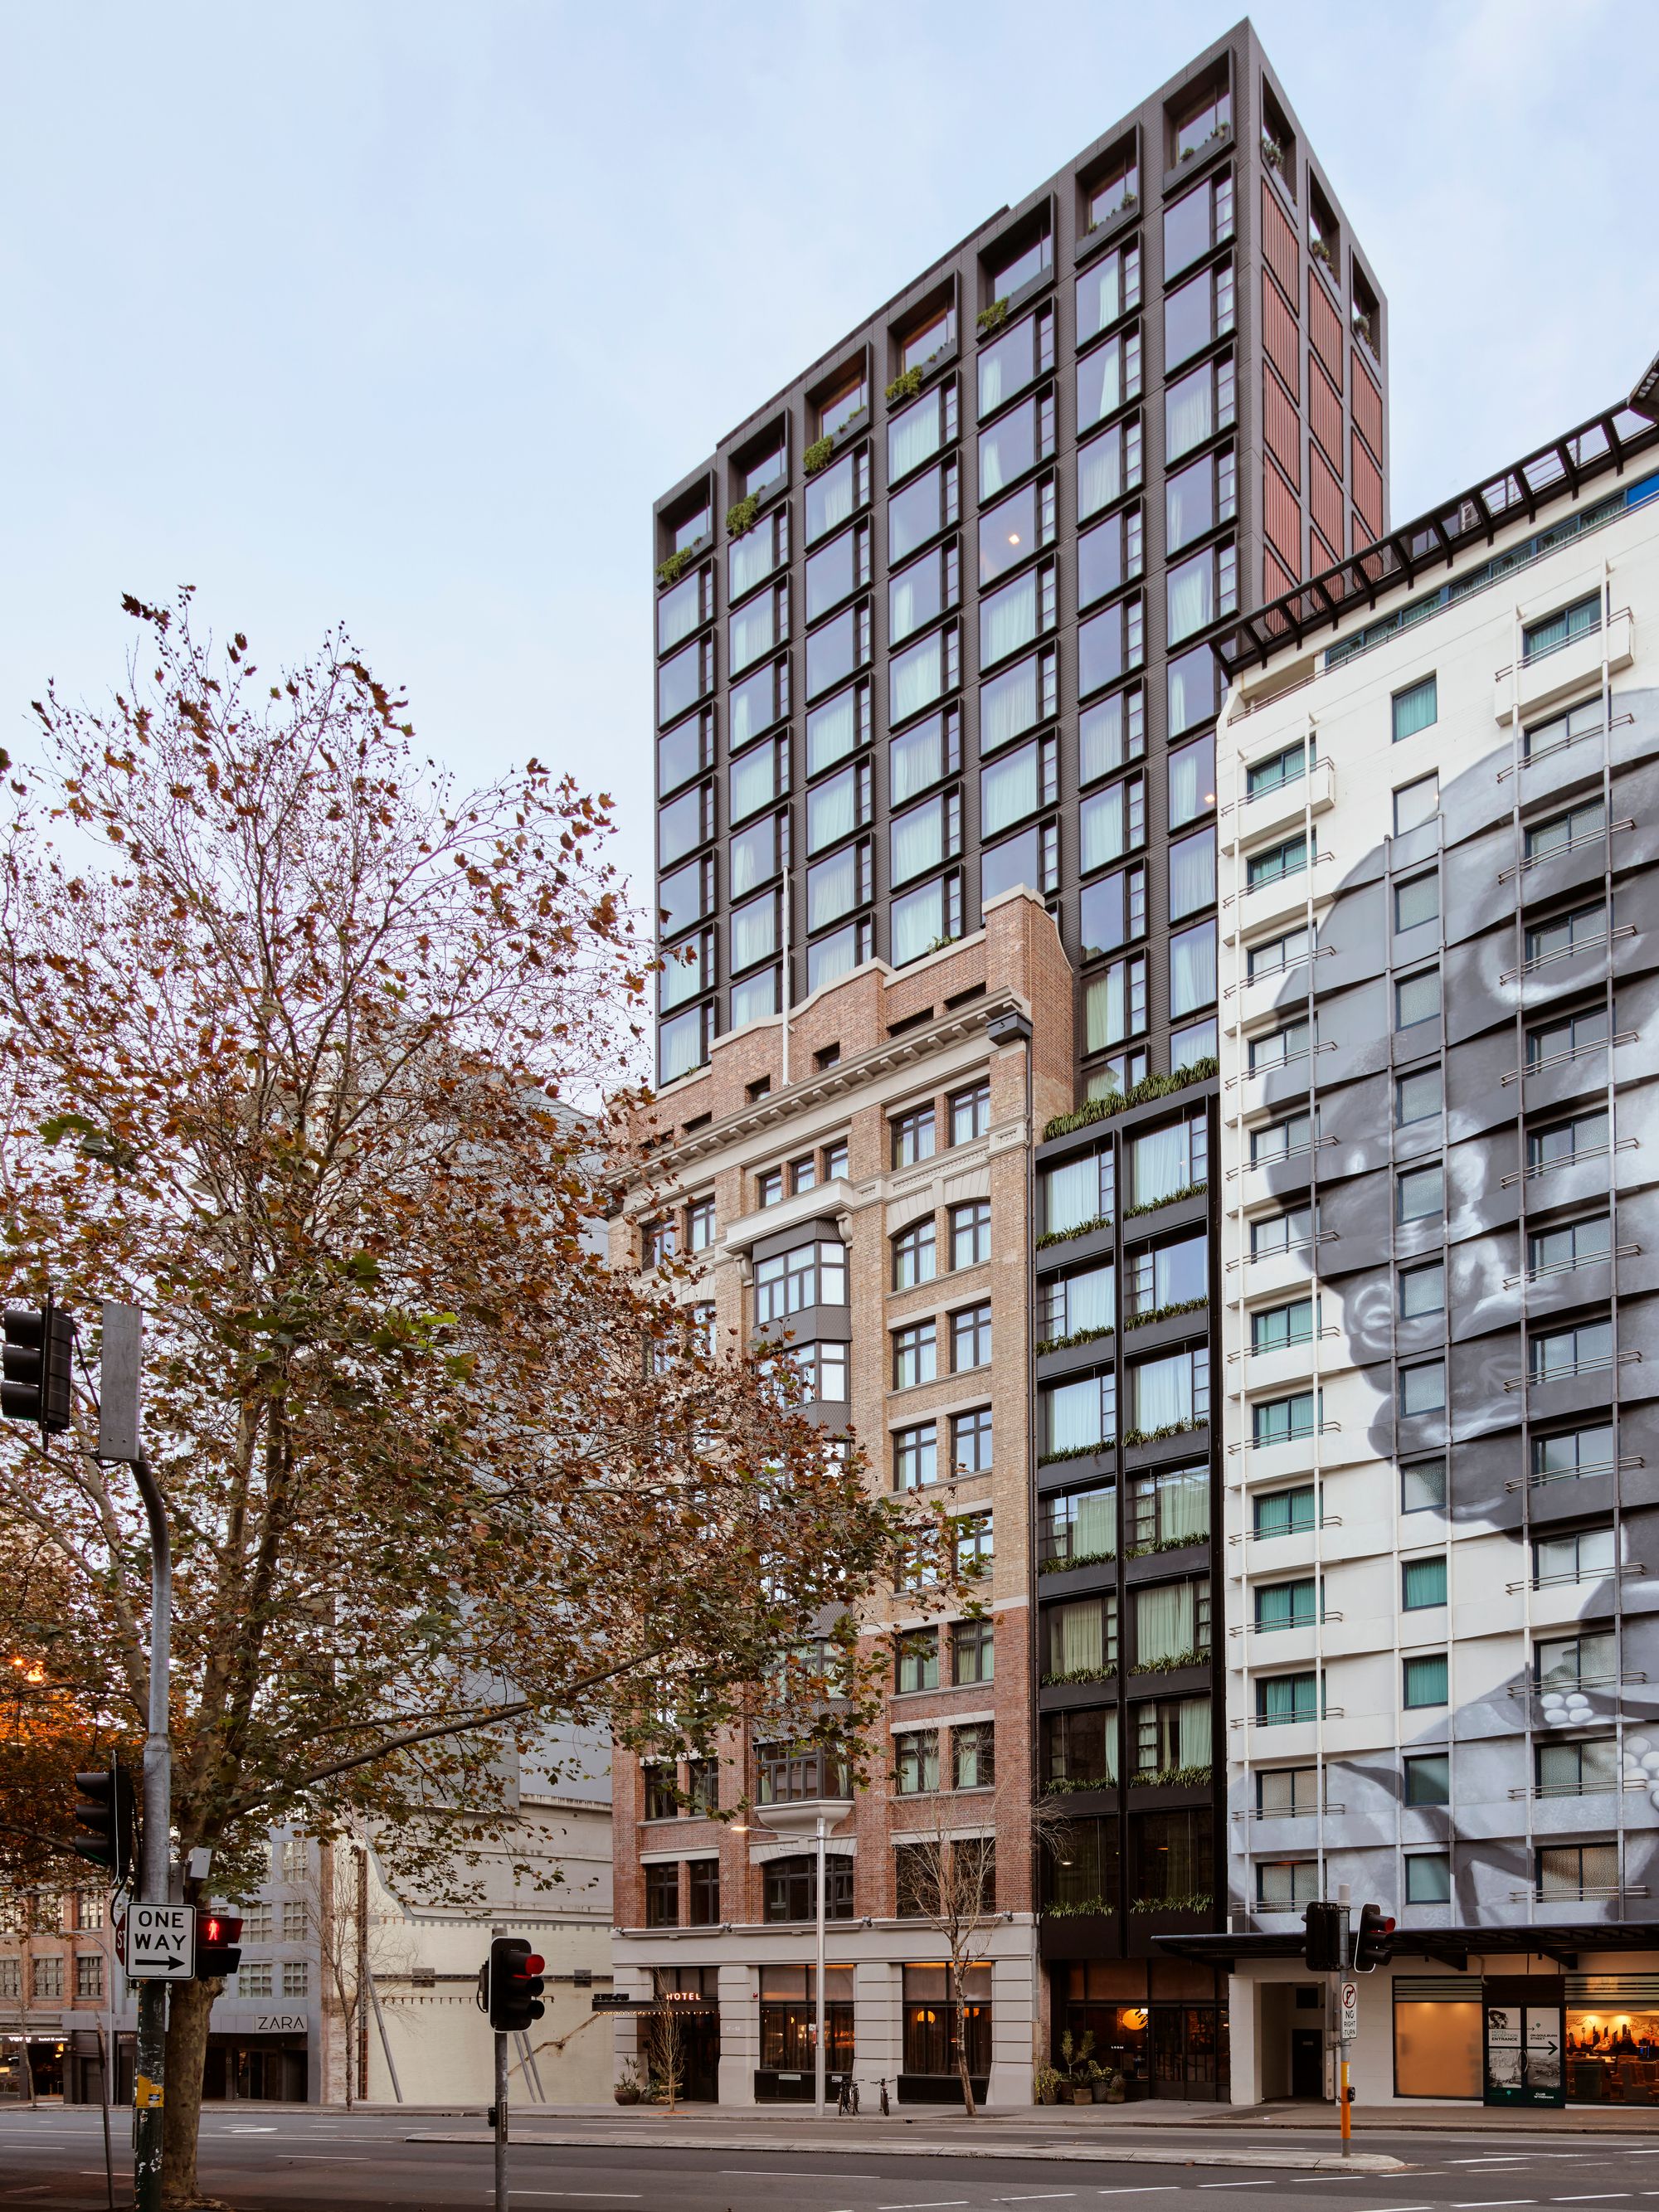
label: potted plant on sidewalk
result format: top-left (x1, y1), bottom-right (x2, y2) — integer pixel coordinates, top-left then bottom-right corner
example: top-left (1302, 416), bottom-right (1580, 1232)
top-left (614, 2062), bottom-right (643, 2106)
top-left (1059, 2029), bottom-right (1097, 2103)
top-left (1034, 2064), bottom-right (1062, 2106)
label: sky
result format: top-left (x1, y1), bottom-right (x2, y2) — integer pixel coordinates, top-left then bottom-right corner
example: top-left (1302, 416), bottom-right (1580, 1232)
top-left (2, 0), bottom-right (1656, 914)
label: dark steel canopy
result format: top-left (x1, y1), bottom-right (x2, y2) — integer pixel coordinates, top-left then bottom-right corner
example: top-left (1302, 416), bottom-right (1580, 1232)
top-left (1155, 1923), bottom-right (1659, 1974)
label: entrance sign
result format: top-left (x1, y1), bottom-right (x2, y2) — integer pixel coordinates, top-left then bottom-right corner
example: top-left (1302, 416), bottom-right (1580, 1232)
top-left (122, 1904), bottom-right (195, 1980)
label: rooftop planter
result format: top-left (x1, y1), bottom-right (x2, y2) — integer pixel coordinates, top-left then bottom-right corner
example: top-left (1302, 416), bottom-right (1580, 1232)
top-left (1040, 1665), bottom-right (1117, 1688)
top-left (1038, 1548), bottom-right (1116, 1577)
top-left (885, 367), bottom-right (923, 406)
top-left (1035, 1322), bottom-right (1115, 1357)
top-left (1036, 1213), bottom-right (1112, 1252)
top-left (1130, 1764), bottom-right (1212, 1790)
top-left (1122, 1179), bottom-right (1207, 1221)
top-left (1038, 1438), bottom-right (1117, 1468)
top-left (726, 493), bottom-right (761, 539)
top-left (976, 297), bottom-right (1009, 337)
top-left (1119, 1417), bottom-right (1208, 1451)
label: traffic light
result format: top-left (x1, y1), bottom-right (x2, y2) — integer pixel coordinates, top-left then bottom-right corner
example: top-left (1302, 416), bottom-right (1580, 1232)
top-left (1302, 1899), bottom-right (1345, 1971)
top-left (1354, 1902), bottom-right (1395, 1972)
top-left (195, 1909), bottom-right (243, 1981)
top-left (486, 1936), bottom-right (545, 2031)
top-left (1, 1300), bottom-right (73, 1432)
top-left (71, 1762), bottom-right (137, 1879)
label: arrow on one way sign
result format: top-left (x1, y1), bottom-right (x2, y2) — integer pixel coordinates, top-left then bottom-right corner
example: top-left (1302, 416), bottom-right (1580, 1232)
top-left (123, 1903), bottom-right (195, 1980)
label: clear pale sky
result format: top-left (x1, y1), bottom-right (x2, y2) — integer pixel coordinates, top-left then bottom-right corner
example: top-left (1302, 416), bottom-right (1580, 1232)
top-left (2, 1), bottom-right (1656, 911)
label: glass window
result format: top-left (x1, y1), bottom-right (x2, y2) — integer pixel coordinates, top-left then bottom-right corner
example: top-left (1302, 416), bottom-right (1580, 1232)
top-left (1524, 694), bottom-right (1604, 761)
top-left (1164, 260), bottom-right (1234, 369)
top-left (657, 566), bottom-right (708, 654)
top-left (1396, 969), bottom-right (1441, 1028)
top-left (951, 1301), bottom-right (992, 1371)
top-left (1043, 1369), bottom-right (1117, 1459)
top-left (1040, 1260), bottom-right (1115, 1344)
top-left (658, 636), bottom-right (710, 727)
top-left (1164, 171), bottom-right (1233, 278)
top-left (753, 1240), bottom-right (848, 1321)
top-left (951, 1082), bottom-right (990, 1143)
top-left (1169, 919), bottom-right (1217, 1017)
top-left (979, 646), bottom-right (1056, 756)
top-left (1078, 505), bottom-right (1144, 608)
top-left (1394, 773), bottom-right (1439, 835)
top-left (977, 304), bottom-right (1053, 419)
top-left (1165, 351), bottom-right (1235, 463)
top-left (1084, 951), bottom-right (1147, 1053)
top-left (1252, 1298), bottom-right (1313, 1353)
top-left (889, 704), bottom-right (960, 804)
top-left (805, 523), bottom-right (864, 625)
top-left (805, 919), bottom-right (870, 994)
top-left (888, 376), bottom-right (958, 483)
top-left (893, 1216), bottom-right (937, 1290)
top-left (1247, 924), bottom-right (1309, 981)
top-left (1076, 328), bottom-right (1141, 434)
top-left (1167, 641), bottom-right (1220, 736)
top-left (729, 504), bottom-right (787, 599)
top-left (1165, 445), bottom-right (1235, 553)
top-left (1532, 1423), bottom-right (1615, 1484)
top-left (807, 601), bottom-right (868, 702)
top-left (1080, 687), bottom-right (1146, 784)
top-left (1255, 1578), bottom-right (1317, 1632)
top-left (1529, 1213), bottom-right (1611, 1276)
top-left (1522, 591), bottom-right (1601, 663)
top-left (1248, 1017), bottom-right (1309, 1073)
top-left (890, 625), bottom-right (956, 726)
top-left (1397, 1164), bottom-right (1444, 1223)
top-left (730, 581), bottom-right (786, 674)
top-left (1400, 1261), bottom-right (1445, 1318)
top-left (1253, 1392), bottom-right (1315, 1447)
top-left (897, 1626), bottom-right (940, 1693)
top-left (891, 871), bottom-right (961, 965)
top-left (952, 1405), bottom-right (994, 1474)
top-left (1404, 1654), bottom-right (1448, 1709)
top-left (1525, 901), bottom-right (1608, 967)
top-left (1405, 1853), bottom-right (1451, 1903)
top-left (979, 389), bottom-right (1053, 499)
top-left (1392, 674), bottom-right (1438, 742)
top-left (981, 823), bottom-right (1053, 911)
top-left (893, 1729), bottom-right (940, 1794)
top-left (890, 538), bottom-right (958, 644)
top-left (893, 1106), bottom-right (936, 1166)
top-left (658, 707), bottom-right (713, 799)
top-left (1080, 773), bottom-right (1146, 873)
top-left (981, 733), bottom-right (1054, 837)
top-left (1042, 1149), bottom-right (1112, 1236)
top-left (1525, 799), bottom-right (1605, 865)
top-left (658, 1002), bottom-right (711, 1086)
top-left (729, 657), bottom-right (787, 748)
top-left (893, 1421), bottom-right (937, 1490)
top-left (659, 780), bottom-right (713, 868)
top-left (1403, 1555), bottom-right (1447, 1610)
top-left (888, 456), bottom-right (958, 565)
top-left (1078, 414), bottom-right (1144, 520)
top-left (891, 791), bottom-right (952, 885)
top-left (805, 839), bottom-right (865, 931)
top-left (730, 888), bottom-right (777, 974)
top-left (1395, 872), bottom-right (1438, 931)
top-left (731, 734), bottom-right (786, 825)
top-left (1253, 1485), bottom-right (1316, 1539)
top-left (1530, 1317), bottom-right (1614, 1383)
top-left (893, 1320), bottom-right (937, 1390)
top-left (980, 562), bottom-right (1051, 667)
top-left (1169, 828), bottom-right (1217, 921)
top-left (1080, 861), bottom-right (1146, 959)
top-left (1396, 1067), bottom-right (1442, 1125)
top-left (744, 439), bottom-right (786, 497)
top-left (1402, 1458), bottom-right (1447, 1513)
top-left (805, 761), bottom-right (865, 856)
top-left (979, 479), bottom-right (1050, 586)
top-left (951, 1199), bottom-right (990, 1270)
top-left (1076, 239), bottom-right (1141, 343)
top-left (1043, 1589), bottom-right (1118, 1677)
top-left (1405, 1753), bottom-right (1450, 1806)
top-left (805, 445), bottom-right (868, 547)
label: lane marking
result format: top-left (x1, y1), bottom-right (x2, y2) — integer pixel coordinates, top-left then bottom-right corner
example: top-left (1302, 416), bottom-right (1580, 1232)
top-left (1198, 2188), bottom-right (1275, 2194)
top-left (719, 2173), bottom-right (881, 2183)
top-left (995, 2199), bottom-right (1078, 2205)
top-left (1553, 2200), bottom-right (1632, 2204)
top-left (515, 2196), bottom-right (645, 2203)
top-left (876, 2203), bottom-right (971, 2210)
top-left (1097, 2194), bottom-right (1180, 2199)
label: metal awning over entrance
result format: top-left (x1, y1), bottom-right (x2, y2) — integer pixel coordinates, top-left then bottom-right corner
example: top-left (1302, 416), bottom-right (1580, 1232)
top-left (1155, 1923), bottom-right (1659, 1972)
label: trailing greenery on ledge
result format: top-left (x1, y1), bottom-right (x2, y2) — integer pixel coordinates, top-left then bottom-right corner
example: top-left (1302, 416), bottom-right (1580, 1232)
top-left (1042, 1059), bottom-right (1219, 1142)
top-left (1124, 1534), bottom-right (1207, 1559)
top-left (725, 494), bottom-right (759, 538)
top-left (1035, 1322), bottom-right (1116, 1356)
top-left (1119, 1417), bottom-right (1208, 1450)
top-left (1123, 1296), bottom-right (1207, 1332)
top-left (1036, 1213), bottom-right (1112, 1251)
top-left (1131, 1648), bottom-right (1208, 1675)
top-left (976, 297), bottom-right (1009, 334)
top-left (803, 436), bottom-right (834, 475)
top-left (1130, 1764), bottom-right (1213, 1790)
top-left (1039, 1665), bottom-right (1117, 1687)
top-left (655, 547), bottom-right (695, 588)
top-left (1041, 1775), bottom-right (1113, 1796)
top-left (885, 367), bottom-right (923, 405)
top-left (1129, 1892), bottom-right (1213, 1914)
top-left (1039, 1547), bottom-right (1116, 1576)
top-left (1123, 1179), bottom-right (1208, 1219)
top-left (1037, 1439), bottom-right (1116, 1467)
top-left (1043, 1895), bottom-right (1115, 1918)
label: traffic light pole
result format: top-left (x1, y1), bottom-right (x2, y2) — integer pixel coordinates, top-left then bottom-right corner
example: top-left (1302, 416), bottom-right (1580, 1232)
top-left (131, 1451), bottom-right (172, 2212)
top-left (494, 2030), bottom-right (508, 2212)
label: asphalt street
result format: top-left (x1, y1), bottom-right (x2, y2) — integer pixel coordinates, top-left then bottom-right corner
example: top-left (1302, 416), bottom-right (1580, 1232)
top-left (4, 2109), bottom-right (1659, 2212)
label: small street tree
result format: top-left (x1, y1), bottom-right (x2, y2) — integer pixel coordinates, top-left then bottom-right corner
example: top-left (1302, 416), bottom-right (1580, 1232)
top-left (0, 593), bottom-right (946, 2204)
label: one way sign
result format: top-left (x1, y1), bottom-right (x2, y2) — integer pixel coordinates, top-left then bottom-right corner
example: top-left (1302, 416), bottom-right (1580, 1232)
top-left (119, 1903), bottom-right (196, 1980)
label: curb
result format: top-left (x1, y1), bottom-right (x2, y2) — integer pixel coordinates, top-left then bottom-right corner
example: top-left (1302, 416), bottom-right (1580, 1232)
top-left (408, 2130), bottom-right (1409, 2174)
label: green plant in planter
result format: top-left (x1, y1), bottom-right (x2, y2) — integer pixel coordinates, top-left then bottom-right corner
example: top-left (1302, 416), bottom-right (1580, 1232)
top-left (975, 298), bottom-right (1009, 335)
top-left (885, 367), bottom-right (923, 406)
top-left (1034, 2063), bottom-right (1063, 2105)
top-left (725, 493), bottom-right (760, 539)
top-left (655, 548), bottom-right (694, 589)
top-left (803, 435), bottom-right (835, 476)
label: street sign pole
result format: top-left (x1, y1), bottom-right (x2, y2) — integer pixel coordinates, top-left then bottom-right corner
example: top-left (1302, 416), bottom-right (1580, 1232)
top-left (494, 2027), bottom-right (509, 2212)
top-left (100, 1304), bottom-right (170, 2212)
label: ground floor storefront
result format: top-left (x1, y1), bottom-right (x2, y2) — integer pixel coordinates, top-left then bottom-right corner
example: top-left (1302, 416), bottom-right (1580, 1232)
top-left (1222, 1942), bottom-right (1659, 2109)
top-left (1045, 1957), bottom-right (1229, 2101)
top-left (610, 1923), bottom-right (1038, 2107)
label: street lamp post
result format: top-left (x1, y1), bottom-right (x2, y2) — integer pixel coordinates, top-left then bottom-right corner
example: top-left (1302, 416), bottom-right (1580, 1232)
top-left (747, 1789), bottom-right (854, 2114)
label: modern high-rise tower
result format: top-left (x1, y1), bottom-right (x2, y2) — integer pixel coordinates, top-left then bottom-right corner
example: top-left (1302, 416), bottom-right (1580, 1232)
top-left (625, 21), bottom-right (1389, 2104)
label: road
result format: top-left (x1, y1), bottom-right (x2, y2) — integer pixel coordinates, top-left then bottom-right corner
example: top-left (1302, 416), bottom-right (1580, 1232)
top-left (4, 2107), bottom-right (1659, 2211)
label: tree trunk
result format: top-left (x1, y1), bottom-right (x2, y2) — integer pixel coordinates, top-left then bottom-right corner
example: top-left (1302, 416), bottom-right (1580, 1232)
top-left (161, 1976), bottom-right (221, 2209)
top-left (951, 1960), bottom-right (978, 2118)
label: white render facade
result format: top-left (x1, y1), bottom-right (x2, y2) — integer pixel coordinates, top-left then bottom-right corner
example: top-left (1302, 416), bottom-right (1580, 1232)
top-left (1208, 391), bottom-right (1659, 2107)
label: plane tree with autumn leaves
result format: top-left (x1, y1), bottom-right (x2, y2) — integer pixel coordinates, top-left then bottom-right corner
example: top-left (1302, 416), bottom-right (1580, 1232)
top-left (0, 593), bottom-right (953, 2205)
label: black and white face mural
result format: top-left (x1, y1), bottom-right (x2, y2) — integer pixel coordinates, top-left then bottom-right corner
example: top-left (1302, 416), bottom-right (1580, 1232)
top-left (1236, 672), bottom-right (1659, 1928)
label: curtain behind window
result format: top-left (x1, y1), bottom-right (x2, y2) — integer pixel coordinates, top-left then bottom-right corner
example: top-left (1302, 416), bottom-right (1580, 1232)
top-left (1072, 1486), bottom-right (1116, 1560)
top-left (1131, 1121), bottom-right (1188, 1206)
top-left (730, 896), bottom-right (776, 972)
top-left (1167, 552), bottom-right (1214, 644)
top-left (808, 844), bottom-right (858, 930)
top-left (892, 799), bottom-right (943, 884)
top-left (980, 656), bottom-right (1037, 754)
top-left (1078, 430), bottom-right (1122, 520)
top-left (888, 396), bottom-right (941, 481)
top-left (1080, 782), bottom-right (1126, 873)
top-left (1063, 1263), bottom-right (1114, 1337)
top-left (1176, 1696), bottom-right (1210, 1767)
top-left (1046, 1376), bottom-right (1107, 1455)
top-left (1165, 367), bottom-right (1212, 459)
top-left (1157, 1468), bottom-right (1209, 1544)
top-left (890, 717), bottom-right (942, 805)
top-left (1170, 921), bottom-right (1217, 1018)
top-left (890, 878), bottom-right (943, 965)
top-left (1048, 1598), bottom-right (1107, 1674)
top-left (808, 769), bottom-right (857, 853)
top-left (891, 634), bottom-right (943, 724)
top-left (1132, 1352), bottom-right (1192, 1432)
top-left (982, 744), bottom-right (1037, 835)
top-left (731, 742), bottom-right (776, 823)
top-left (1085, 962), bottom-right (1130, 1051)
top-left (982, 572), bottom-right (1037, 664)
top-left (1044, 1156), bottom-right (1099, 1234)
top-left (1169, 830), bottom-right (1215, 917)
top-left (1135, 1582), bottom-right (1195, 1665)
